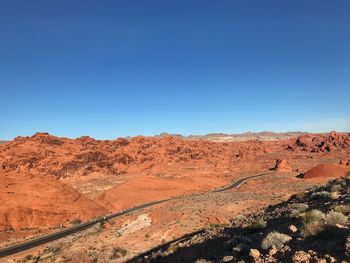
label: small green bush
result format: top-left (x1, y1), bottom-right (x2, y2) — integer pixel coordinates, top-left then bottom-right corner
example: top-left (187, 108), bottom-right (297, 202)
top-left (301, 209), bottom-right (325, 224)
top-left (290, 203), bottom-right (309, 218)
top-left (301, 221), bottom-right (324, 237)
top-left (194, 259), bottom-right (213, 263)
top-left (166, 243), bottom-right (179, 254)
top-left (330, 191), bottom-right (341, 200)
top-left (247, 217), bottom-right (267, 230)
top-left (231, 214), bottom-right (247, 224)
top-left (261, 231), bottom-right (292, 250)
top-left (300, 209), bottom-right (325, 237)
top-left (345, 172), bottom-right (350, 180)
top-left (325, 211), bottom-right (348, 226)
top-left (292, 192), bottom-right (306, 201)
top-left (332, 204), bottom-right (350, 215)
top-left (290, 203), bottom-right (309, 211)
top-left (43, 244), bottom-right (62, 255)
top-left (232, 242), bottom-right (250, 254)
top-left (109, 247), bottom-right (127, 260)
top-left (330, 184), bottom-right (342, 192)
top-left (325, 176), bottom-right (344, 188)
top-left (310, 191), bottom-right (330, 200)
top-left (71, 218), bottom-right (82, 225)
top-left (21, 254), bottom-right (40, 263)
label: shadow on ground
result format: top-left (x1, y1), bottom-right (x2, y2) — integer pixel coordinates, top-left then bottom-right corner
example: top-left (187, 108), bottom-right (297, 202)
top-left (127, 195), bottom-right (350, 263)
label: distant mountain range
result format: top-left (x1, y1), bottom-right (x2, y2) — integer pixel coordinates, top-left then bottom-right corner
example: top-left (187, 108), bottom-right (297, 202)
top-left (0, 132), bottom-right (307, 143)
top-left (156, 131), bottom-right (307, 142)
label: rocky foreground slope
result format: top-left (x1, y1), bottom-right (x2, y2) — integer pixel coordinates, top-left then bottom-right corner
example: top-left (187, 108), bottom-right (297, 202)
top-left (130, 175), bottom-right (350, 263)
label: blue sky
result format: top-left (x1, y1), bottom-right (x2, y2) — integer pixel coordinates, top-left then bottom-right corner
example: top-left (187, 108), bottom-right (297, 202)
top-left (1, 1), bottom-right (349, 139)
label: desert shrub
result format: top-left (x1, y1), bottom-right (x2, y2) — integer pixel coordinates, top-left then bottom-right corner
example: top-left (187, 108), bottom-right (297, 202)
top-left (109, 247), bottom-right (127, 260)
top-left (310, 191), bottom-right (330, 200)
top-left (330, 191), bottom-right (341, 200)
top-left (21, 254), bottom-right (40, 263)
top-left (292, 192), bottom-right (306, 201)
top-left (327, 178), bottom-right (342, 186)
top-left (261, 231), bottom-right (292, 250)
top-left (325, 211), bottom-right (348, 226)
top-left (229, 235), bottom-right (252, 255)
top-left (291, 203), bottom-right (309, 211)
top-left (301, 209), bottom-right (325, 224)
top-left (71, 218), bottom-right (82, 225)
top-left (327, 178), bottom-right (337, 184)
top-left (332, 204), bottom-right (350, 215)
top-left (290, 209), bottom-right (301, 218)
top-left (231, 214), bottom-right (247, 224)
top-left (232, 242), bottom-right (250, 254)
top-left (247, 217), bottom-right (267, 230)
top-left (330, 183), bottom-right (343, 192)
top-left (43, 244), bottom-right (62, 255)
top-left (166, 243), bottom-right (179, 254)
top-left (98, 221), bottom-right (105, 231)
top-left (302, 221), bottom-right (325, 237)
top-left (194, 259), bottom-right (213, 263)
top-left (300, 209), bottom-right (325, 237)
top-left (290, 203), bottom-right (309, 218)
top-left (345, 172), bottom-right (350, 180)
top-left (308, 186), bottom-right (319, 192)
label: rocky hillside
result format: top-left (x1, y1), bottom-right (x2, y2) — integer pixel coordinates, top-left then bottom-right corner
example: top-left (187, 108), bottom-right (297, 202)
top-left (0, 132), bottom-right (284, 179)
top-left (1, 132), bottom-right (348, 180)
top-left (130, 174), bottom-right (350, 262)
top-left (290, 131), bottom-right (350, 153)
top-left (0, 171), bottom-right (107, 231)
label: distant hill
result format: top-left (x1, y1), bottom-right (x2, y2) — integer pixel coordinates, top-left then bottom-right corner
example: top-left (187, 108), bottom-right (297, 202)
top-left (0, 140), bottom-right (8, 144)
top-left (186, 131), bottom-right (307, 142)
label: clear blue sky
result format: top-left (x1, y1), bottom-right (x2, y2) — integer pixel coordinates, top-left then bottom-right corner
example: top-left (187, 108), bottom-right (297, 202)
top-left (1, 1), bottom-right (349, 140)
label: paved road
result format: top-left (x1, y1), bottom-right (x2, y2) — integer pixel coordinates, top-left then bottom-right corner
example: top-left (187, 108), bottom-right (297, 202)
top-left (0, 172), bottom-right (271, 258)
top-left (213, 172), bottom-right (272, 192)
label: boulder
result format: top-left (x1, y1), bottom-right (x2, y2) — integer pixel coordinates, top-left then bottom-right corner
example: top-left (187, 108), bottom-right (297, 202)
top-left (273, 159), bottom-right (292, 172)
top-left (249, 248), bottom-right (260, 260)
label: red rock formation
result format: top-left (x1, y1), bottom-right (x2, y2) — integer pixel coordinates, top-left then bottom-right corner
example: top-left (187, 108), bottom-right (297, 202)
top-left (294, 132), bottom-right (350, 153)
top-left (0, 171), bottom-right (107, 231)
top-left (339, 159), bottom-right (348, 165)
top-left (0, 133), bottom-right (279, 179)
top-left (302, 163), bottom-right (350, 179)
top-left (273, 159), bottom-right (292, 172)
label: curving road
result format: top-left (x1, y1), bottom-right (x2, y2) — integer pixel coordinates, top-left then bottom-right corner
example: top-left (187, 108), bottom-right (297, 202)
top-left (0, 171), bottom-right (272, 258)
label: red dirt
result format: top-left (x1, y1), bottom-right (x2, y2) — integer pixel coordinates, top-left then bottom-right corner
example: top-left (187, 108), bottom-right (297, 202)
top-left (0, 171), bottom-right (107, 231)
top-left (96, 175), bottom-right (227, 212)
top-left (303, 163), bottom-right (350, 179)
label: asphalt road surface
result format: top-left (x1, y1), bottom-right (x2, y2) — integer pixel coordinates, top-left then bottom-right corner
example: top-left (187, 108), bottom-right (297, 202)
top-left (0, 171), bottom-right (272, 258)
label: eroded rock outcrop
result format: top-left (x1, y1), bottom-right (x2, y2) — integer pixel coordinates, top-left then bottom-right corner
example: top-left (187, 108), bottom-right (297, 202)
top-left (0, 133), bottom-right (280, 179)
top-left (273, 159), bottom-right (292, 172)
top-left (0, 171), bottom-right (107, 231)
top-left (295, 132), bottom-right (350, 153)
